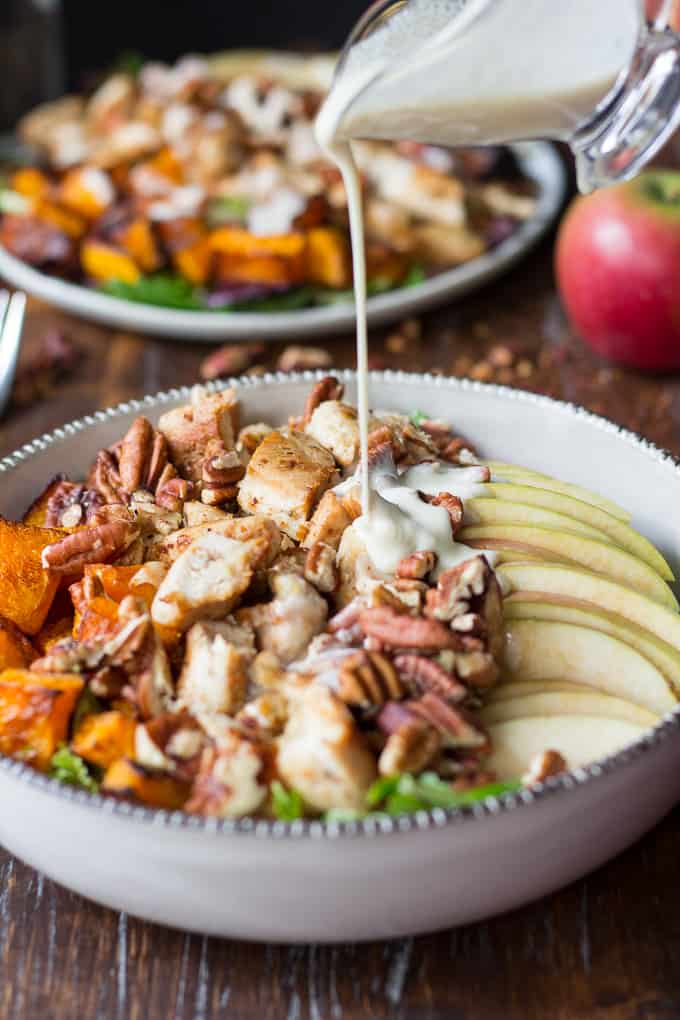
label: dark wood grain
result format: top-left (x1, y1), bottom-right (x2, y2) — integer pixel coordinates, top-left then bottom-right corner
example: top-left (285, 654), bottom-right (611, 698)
top-left (2, 144), bottom-right (680, 1019)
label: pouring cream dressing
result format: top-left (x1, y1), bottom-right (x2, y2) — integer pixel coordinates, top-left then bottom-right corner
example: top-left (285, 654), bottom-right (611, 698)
top-left (314, 0), bottom-right (641, 577)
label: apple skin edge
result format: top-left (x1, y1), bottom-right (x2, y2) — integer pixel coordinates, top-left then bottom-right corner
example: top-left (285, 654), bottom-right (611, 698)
top-left (555, 172), bottom-right (680, 371)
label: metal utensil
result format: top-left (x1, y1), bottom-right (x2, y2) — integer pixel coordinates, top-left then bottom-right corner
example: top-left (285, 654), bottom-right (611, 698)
top-left (0, 290), bottom-right (26, 417)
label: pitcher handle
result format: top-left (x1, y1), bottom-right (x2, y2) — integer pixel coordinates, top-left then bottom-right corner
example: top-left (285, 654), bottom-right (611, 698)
top-left (573, 5), bottom-right (680, 190)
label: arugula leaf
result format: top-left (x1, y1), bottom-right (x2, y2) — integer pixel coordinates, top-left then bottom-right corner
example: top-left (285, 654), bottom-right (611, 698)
top-left (311, 263), bottom-right (428, 307)
top-left (402, 263), bottom-right (427, 287)
top-left (323, 808), bottom-right (366, 823)
top-left (365, 772), bottom-right (522, 816)
top-left (49, 745), bottom-right (100, 793)
top-left (101, 273), bottom-right (203, 310)
top-left (115, 51), bottom-right (145, 78)
top-left (206, 195), bottom-right (251, 227)
top-left (409, 410), bottom-right (429, 427)
top-left (271, 781), bottom-right (304, 821)
top-left (226, 287), bottom-right (314, 313)
top-left (365, 774), bottom-right (401, 807)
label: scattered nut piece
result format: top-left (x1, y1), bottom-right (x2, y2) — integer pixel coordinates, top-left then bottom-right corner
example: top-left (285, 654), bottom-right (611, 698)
top-left (523, 749), bottom-right (567, 785)
top-left (277, 345), bottom-right (332, 373)
top-left (338, 650), bottom-right (404, 707)
top-left (378, 718), bottom-right (440, 776)
top-left (200, 343), bottom-right (266, 381)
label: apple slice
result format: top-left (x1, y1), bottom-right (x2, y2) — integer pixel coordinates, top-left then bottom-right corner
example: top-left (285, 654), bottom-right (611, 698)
top-left (460, 523), bottom-right (676, 609)
top-left (488, 680), bottom-right (593, 701)
top-left (487, 716), bottom-right (647, 780)
top-left (498, 561), bottom-right (680, 651)
top-left (481, 482), bottom-right (673, 580)
top-left (503, 619), bottom-right (676, 714)
top-left (481, 689), bottom-right (659, 727)
top-left (504, 596), bottom-right (680, 693)
top-left (464, 498), bottom-right (612, 544)
top-left (483, 461), bottom-right (631, 521)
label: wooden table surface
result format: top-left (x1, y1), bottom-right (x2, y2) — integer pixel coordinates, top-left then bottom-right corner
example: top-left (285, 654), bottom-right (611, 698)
top-left (2, 148), bottom-right (680, 1020)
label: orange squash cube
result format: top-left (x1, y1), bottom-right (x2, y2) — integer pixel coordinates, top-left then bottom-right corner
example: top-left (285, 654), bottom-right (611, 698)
top-left (81, 240), bottom-right (141, 284)
top-left (58, 167), bottom-right (115, 220)
top-left (0, 617), bottom-right (37, 670)
top-left (0, 669), bottom-right (83, 770)
top-left (72, 711), bottom-right (137, 769)
top-left (305, 227), bottom-right (351, 288)
top-left (173, 238), bottom-right (213, 285)
top-left (116, 218), bottom-right (163, 272)
top-left (35, 198), bottom-right (87, 239)
top-left (101, 758), bottom-right (189, 809)
top-left (0, 519), bottom-right (65, 634)
top-left (11, 167), bottom-right (51, 200)
top-left (157, 217), bottom-right (205, 254)
top-left (74, 597), bottom-right (120, 643)
top-left (209, 227), bottom-right (305, 259)
top-left (84, 564), bottom-right (144, 603)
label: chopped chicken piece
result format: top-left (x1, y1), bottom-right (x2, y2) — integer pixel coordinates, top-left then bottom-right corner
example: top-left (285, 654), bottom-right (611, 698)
top-left (182, 501), bottom-right (230, 528)
top-left (151, 532), bottom-right (258, 632)
top-left (178, 619), bottom-right (255, 715)
top-left (305, 401), bottom-right (360, 467)
top-left (278, 684), bottom-right (377, 812)
top-left (186, 733), bottom-right (268, 817)
top-left (159, 514), bottom-right (280, 568)
top-left (336, 526), bottom-right (380, 607)
top-left (241, 571), bottom-right (328, 665)
top-left (413, 223), bottom-right (486, 266)
top-left (356, 146), bottom-right (465, 227)
top-left (237, 430), bottom-right (337, 541)
top-left (302, 490), bottom-right (355, 551)
top-left (158, 387), bottom-right (239, 481)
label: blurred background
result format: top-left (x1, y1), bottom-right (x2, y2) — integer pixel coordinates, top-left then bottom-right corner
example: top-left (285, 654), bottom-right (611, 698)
top-left (0, 0), bottom-right (368, 130)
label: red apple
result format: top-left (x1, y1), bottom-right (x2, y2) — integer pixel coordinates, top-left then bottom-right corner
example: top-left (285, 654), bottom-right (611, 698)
top-left (555, 172), bottom-right (680, 371)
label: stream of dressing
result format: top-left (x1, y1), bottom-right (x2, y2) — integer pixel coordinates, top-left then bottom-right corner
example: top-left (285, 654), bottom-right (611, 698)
top-left (315, 0), bottom-right (638, 575)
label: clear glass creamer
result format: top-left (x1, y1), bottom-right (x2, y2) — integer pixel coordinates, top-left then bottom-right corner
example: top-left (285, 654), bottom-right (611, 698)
top-left (319, 0), bottom-right (680, 191)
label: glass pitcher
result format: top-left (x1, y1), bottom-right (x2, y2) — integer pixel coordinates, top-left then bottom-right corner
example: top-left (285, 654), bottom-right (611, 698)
top-left (325, 0), bottom-right (680, 191)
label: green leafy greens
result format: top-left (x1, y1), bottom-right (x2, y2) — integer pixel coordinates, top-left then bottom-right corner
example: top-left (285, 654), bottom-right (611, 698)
top-left (409, 410), bottom-right (429, 427)
top-left (270, 781), bottom-right (304, 821)
top-left (101, 273), bottom-right (203, 310)
top-left (49, 745), bottom-right (100, 794)
top-left (325, 773), bottom-right (522, 821)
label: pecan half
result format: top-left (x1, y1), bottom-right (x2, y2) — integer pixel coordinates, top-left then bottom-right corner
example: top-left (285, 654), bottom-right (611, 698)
top-left (301, 375), bottom-right (344, 426)
top-left (328, 600), bottom-right (363, 634)
top-left (396, 550), bottom-right (436, 580)
top-left (45, 481), bottom-right (103, 528)
top-left (42, 513), bottom-right (139, 574)
top-left (155, 470), bottom-right (194, 512)
top-left (304, 541), bottom-right (338, 594)
top-left (417, 420), bottom-right (480, 465)
top-left (200, 450), bottom-right (245, 505)
top-left (359, 607), bottom-right (465, 651)
top-left (378, 718), bottom-right (441, 776)
top-left (88, 449), bottom-right (127, 504)
top-left (376, 700), bottom-right (417, 735)
top-left (454, 650), bottom-right (499, 689)
top-left (394, 653), bottom-right (467, 703)
top-left (118, 416), bottom-right (169, 493)
top-left (421, 492), bottom-right (464, 536)
top-left (338, 650), bottom-right (404, 707)
top-left (523, 749), bottom-right (567, 785)
top-left (277, 345), bottom-right (332, 373)
top-left (409, 693), bottom-right (489, 750)
top-left (200, 343), bottom-right (266, 381)
top-left (425, 556), bottom-right (489, 622)
top-left (366, 425), bottom-right (397, 470)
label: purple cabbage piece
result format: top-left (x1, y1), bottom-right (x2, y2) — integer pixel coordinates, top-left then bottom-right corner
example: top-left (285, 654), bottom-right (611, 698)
top-left (205, 283), bottom-right (290, 307)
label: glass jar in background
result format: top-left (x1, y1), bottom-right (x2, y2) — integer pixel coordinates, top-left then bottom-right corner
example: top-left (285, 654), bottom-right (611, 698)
top-left (0, 0), bottom-right (65, 132)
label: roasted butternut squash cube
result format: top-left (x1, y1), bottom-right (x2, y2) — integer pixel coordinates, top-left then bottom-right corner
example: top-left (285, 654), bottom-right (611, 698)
top-left (72, 711), bottom-right (136, 769)
top-left (305, 227), bottom-right (351, 288)
top-left (0, 520), bottom-right (65, 634)
top-left (101, 758), bottom-right (189, 809)
top-left (11, 167), bottom-right (51, 200)
top-left (84, 564), bottom-right (144, 603)
top-left (215, 251), bottom-right (306, 287)
top-left (138, 147), bottom-right (184, 184)
top-left (116, 218), bottom-right (163, 272)
top-left (81, 240), bottom-right (141, 284)
top-left (35, 198), bottom-right (87, 239)
top-left (74, 596), bottom-right (120, 643)
top-left (58, 167), bottom-right (115, 220)
top-left (173, 238), bottom-right (213, 285)
top-left (209, 228), bottom-right (306, 259)
top-left (0, 669), bottom-right (83, 770)
top-left (22, 476), bottom-right (67, 527)
top-left (0, 617), bottom-right (37, 670)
